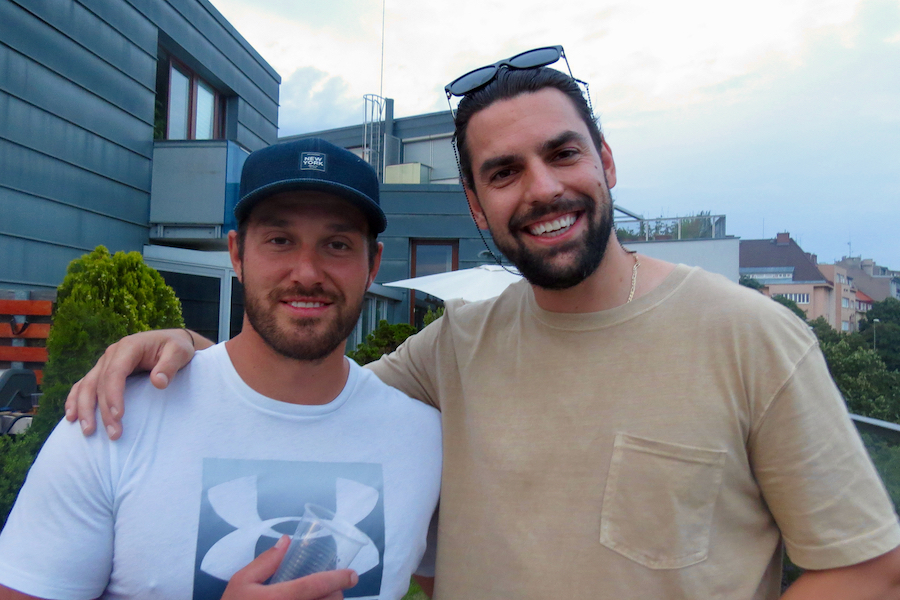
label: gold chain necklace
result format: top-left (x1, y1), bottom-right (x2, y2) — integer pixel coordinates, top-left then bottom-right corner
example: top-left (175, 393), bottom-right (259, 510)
top-left (626, 252), bottom-right (640, 303)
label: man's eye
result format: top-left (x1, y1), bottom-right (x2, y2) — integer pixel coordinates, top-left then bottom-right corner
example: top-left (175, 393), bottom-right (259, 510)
top-left (268, 237), bottom-right (290, 245)
top-left (328, 241), bottom-right (350, 250)
top-left (555, 148), bottom-right (579, 161)
top-left (491, 168), bottom-right (514, 182)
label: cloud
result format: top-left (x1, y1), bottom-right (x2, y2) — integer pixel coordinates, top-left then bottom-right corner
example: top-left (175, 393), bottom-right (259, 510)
top-left (610, 0), bottom-right (900, 267)
top-left (277, 68), bottom-right (364, 136)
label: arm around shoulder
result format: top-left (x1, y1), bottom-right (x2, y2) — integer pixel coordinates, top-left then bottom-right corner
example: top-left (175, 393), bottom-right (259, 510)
top-left (65, 328), bottom-right (211, 439)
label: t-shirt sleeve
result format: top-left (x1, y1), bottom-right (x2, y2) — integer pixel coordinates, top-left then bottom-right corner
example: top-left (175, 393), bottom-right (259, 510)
top-left (0, 417), bottom-right (115, 599)
top-left (366, 314), bottom-right (448, 410)
top-left (750, 344), bottom-right (900, 570)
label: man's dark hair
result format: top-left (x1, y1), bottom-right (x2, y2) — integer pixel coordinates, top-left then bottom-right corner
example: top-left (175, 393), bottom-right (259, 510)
top-left (236, 219), bottom-right (380, 271)
top-left (453, 67), bottom-right (603, 190)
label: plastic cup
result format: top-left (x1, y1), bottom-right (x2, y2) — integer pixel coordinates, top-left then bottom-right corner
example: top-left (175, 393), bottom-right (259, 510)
top-left (270, 503), bottom-right (368, 584)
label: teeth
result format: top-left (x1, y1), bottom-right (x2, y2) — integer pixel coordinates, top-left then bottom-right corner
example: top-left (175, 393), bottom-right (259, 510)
top-left (529, 214), bottom-right (576, 236)
top-left (288, 301), bottom-right (324, 308)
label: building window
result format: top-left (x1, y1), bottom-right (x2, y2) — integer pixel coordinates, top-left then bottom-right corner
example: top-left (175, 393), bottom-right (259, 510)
top-left (349, 296), bottom-right (391, 351)
top-left (841, 297), bottom-right (850, 309)
top-left (155, 54), bottom-right (223, 140)
top-left (158, 271), bottom-right (221, 343)
top-left (230, 277), bottom-right (244, 339)
top-left (775, 293), bottom-right (809, 305)
top-left (842, 321), bottom-right (850, 331)
top-left (410, 240), bottom-right (458, 328)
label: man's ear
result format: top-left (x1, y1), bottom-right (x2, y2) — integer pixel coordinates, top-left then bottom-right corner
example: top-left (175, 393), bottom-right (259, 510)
top-left (366, 242), bottom-right (384, 289)
top-left (227, 230), bottom-right (243, 283)
top-left (600, 137), bottom-right (617, 189)
top-left (464, 185), bottom-right (490, 230)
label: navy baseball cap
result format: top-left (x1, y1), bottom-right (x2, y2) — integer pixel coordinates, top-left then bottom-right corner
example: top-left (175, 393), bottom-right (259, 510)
top-left (235, 138), bottom-right (387, 234)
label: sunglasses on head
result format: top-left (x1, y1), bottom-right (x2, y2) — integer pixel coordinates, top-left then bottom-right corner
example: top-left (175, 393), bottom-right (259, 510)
top-left (444, 45), bottom-right (571, 98)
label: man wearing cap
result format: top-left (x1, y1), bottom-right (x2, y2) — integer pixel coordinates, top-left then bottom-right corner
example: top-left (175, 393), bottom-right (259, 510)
top-left (0, 139), bottom-right (442, 600)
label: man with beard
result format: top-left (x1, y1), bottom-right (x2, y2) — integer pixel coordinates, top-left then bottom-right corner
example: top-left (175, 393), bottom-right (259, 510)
top-left (66, 52), bottom-right (900, 599)
top-left (0, 138), bottom-right (442, 600)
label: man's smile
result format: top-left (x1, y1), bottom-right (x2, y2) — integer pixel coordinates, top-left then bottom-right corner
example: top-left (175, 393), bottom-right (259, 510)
top-left (526, 212), bottom-right (579, 238)
top-left (285, 300), bottom-right (328, 309)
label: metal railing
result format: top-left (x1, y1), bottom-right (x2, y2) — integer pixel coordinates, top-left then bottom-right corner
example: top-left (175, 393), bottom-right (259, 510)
top-left (852, 415), bottom-right (900, 509)
top-left (614, 214), bottom-right (727, 242)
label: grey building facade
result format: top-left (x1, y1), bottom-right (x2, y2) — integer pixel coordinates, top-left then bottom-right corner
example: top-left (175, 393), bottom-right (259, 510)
top-left (0, 0), bottom-right (279, 294)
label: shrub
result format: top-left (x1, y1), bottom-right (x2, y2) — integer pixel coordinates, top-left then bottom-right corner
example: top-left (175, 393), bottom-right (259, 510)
top-left (347, 320), bottom-right (417, 365)
top-left (0, 247), bottom-right (184, 528)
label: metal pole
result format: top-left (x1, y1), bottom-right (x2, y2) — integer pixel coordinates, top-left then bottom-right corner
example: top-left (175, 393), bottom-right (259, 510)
top-left (874, 318), bottom-right (880, 350)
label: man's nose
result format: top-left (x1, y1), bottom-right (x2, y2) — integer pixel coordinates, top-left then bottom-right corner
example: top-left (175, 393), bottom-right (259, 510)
top-left (288, 247), bottom-right (327, 285)
top-left (522, 161), bottom-right (564, 204)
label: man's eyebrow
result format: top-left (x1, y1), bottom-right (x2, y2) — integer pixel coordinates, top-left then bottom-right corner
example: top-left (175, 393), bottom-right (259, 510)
top-left (251, 215), bottom-right (363, 236)
top-left (325, 222), bottom-right (366, 235)
top-left (542, 130), bottom-right (589, 154)
top-left (254, 215), bottom-right (290, 228)
top-left (478, 153), bottom-right (523, 179)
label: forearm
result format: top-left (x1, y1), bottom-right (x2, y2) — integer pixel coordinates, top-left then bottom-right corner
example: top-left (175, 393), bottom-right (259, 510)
top-left (781, 547), bottom-right (900, 600)
top-left (0, 585), bottom-right (47, 600)
top-left (182, 328), bottom-right (215, 351)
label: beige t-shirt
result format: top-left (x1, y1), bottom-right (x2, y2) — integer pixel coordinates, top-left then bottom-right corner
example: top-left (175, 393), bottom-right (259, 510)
top-left (370, 265), bottom-right (900, 599)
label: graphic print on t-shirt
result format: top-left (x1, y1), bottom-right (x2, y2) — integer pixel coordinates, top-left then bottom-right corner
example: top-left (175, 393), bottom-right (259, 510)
top-left (193, 458), bottom-right (384, 599)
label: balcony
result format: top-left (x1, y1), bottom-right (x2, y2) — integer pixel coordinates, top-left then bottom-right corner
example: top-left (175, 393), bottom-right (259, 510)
top-left (149, 140), bottom-right (250, 249)
top-left (615, 214), bottom-right (727, 242)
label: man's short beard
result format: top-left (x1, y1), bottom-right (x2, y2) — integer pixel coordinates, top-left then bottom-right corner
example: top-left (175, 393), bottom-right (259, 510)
top-left (244, 284), bottom-right (363, 362)
top-left (491, 195), bottom-right (614, 290)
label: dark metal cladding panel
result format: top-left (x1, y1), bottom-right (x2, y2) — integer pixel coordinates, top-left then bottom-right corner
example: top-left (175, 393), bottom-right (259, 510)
top-left (15, 0), bottom-right (157, 87)
top-left (0, 2), bottom-right (154, 122)
top-left (236, 98), bottom-right (277, 150)
top-left (373, 261), bottom-right (412, 284)
top-left (0, 188), bottom-right (149, 256)
top-left (0, 236), bottom-right (99, 290)
top-left (0, 94), bottom-right (152, 191)
top-left (0, 45), bottom-right (153, 158)
top-left (383, 214), bottom-right (480, 238)
top-left (235, 121), bottom-right (270, 153)
top-left (0, 139), bottom-right (150, 225)
top-left (393, 111), bottom-right (455, 139)
top-left (76, 0), bottom-right (158, 55)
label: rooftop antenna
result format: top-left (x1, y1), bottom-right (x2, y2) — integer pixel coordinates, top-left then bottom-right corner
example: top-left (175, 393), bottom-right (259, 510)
top-left (361, 0), bottom-right (388, 180)
top-left (379, 0), bottom-right (385, 98)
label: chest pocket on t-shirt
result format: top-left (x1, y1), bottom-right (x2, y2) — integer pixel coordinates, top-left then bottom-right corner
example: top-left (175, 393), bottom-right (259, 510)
top-left (600, 433), bottom-right (726, 569)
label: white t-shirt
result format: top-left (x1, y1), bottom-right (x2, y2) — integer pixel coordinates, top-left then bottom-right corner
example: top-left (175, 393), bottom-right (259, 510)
top-left (0, 343), bottom-right (442, 600)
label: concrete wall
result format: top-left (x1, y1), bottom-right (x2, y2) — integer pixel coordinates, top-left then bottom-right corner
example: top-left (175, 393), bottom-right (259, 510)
top-left (624, 237), bottom-right (741, 282)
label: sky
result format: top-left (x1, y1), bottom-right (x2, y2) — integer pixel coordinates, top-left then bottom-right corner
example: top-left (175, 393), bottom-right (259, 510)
top-left (210, 0), bottom-right (900, 269)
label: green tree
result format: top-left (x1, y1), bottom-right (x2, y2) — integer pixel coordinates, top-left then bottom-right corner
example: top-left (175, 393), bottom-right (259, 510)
top-left (346, 320), bottom-right (417, 365)
top-left (808, 316), bottom-right (842, 346)
top-left (819, 339), bottom-right (900, 423)
top-left (739, 275), bottom-right (764, 291)
top-left (858, 298), bottom-right (900, 372)
top-left (771, 295), bottom-right (808, 321)
top-left (0, 247), bottom-right (184, 527)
